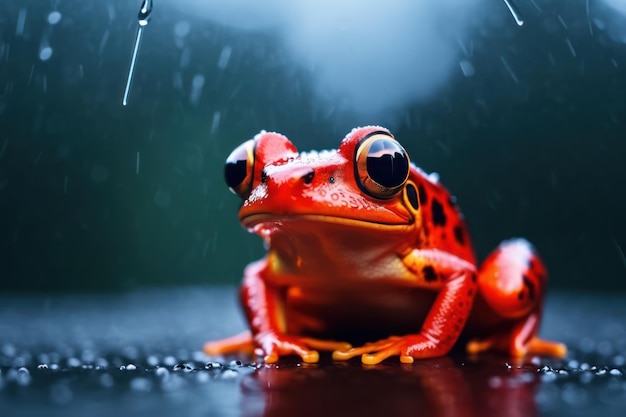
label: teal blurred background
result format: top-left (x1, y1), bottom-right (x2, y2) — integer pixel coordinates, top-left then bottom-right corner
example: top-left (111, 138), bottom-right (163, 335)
top-left (0, 0), bottom-right (625, 292)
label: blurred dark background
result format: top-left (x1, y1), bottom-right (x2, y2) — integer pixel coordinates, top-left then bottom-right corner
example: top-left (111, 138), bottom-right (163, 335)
top-left (0, 0), bottom-right (624, 293)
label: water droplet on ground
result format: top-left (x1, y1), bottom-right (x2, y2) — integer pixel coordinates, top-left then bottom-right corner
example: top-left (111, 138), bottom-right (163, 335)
top-left (221, 369), bottom-right (238, 379)
top-left (173, 363), bottom-right (193, 372)
top-left (17, 367), bottom-right (31, 386)
top-left (138, 0), bottom-right (153, 26)
top-left (67, 357), bottom-right (82, 368)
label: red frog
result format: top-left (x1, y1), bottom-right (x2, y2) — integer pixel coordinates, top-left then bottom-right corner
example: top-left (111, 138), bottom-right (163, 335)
top-left (205, 126), bottom-right (566, 364)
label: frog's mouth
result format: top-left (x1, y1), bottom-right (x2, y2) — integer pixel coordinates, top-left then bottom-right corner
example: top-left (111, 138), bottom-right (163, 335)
top-left (241, 213), bottom-right (413, 233)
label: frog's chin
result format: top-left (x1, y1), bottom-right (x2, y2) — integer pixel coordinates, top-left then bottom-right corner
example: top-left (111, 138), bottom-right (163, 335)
top-left (240, 213), bottom-right (413, 233)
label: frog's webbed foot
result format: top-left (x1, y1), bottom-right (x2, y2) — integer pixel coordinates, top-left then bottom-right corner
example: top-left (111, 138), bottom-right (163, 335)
top-left (333, 335), bottom-right (448, 365)
top-left (466, 314), bottom-right (567, 358)
top-left (205, 331), bottom-right (352, 363)
top-left (256, 332), bottom-right (352, 364)
top-left (467, 334), bottom-right (567, 358)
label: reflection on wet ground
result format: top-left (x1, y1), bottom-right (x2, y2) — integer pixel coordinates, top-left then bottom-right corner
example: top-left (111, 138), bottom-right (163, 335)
top-left (0, 287), bottom-right (624, 417)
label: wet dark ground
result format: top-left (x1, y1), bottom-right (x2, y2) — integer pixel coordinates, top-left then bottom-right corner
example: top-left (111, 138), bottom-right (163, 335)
top-left (0, 287), bottom-right (624, 417)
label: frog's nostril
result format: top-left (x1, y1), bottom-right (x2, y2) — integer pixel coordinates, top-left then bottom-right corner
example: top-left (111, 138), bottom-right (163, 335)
top-left (302, 170), bottom-right (314, 185)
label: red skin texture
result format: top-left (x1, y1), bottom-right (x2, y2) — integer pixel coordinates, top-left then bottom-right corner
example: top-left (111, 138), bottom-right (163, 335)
top-left (206, 126), bottom-right (566, 364)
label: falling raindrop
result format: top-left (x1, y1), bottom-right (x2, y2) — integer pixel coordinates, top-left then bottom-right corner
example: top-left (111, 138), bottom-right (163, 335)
top-left (16, 8), bottom-right (27, 36)
top-left (210, 111), bottom-right (221, 135)
top-left (39, 46), bottom-right (53, 61)
top-left (123, 0), bottom-right (154, 106)
top-left (459, 60), bottom-right (475, 77)
top-left (217, 46), bottom-right (232, 69)
top-left (99, 29), bottom-right (110, 56)
top-left (174, 21), bottom-right (191, 38)
top-left (138, 0), bottom-right (153, 26)
top-left (502, 0), bottom-right (524, 26)
top-left (179, 48), bottom-right (191, 68)
top-left (47, 11), bottom-right (62, 25)
top-left (190, 74), bottom-right (205, 105)
top-left (565, 37), bottom-right (577, 57)
top-left (499, 56), bottom-right (519, 83)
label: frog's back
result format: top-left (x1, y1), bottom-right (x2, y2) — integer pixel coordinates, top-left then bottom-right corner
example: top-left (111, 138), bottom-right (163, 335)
top-left (409, 166), bottom-right (476, 265)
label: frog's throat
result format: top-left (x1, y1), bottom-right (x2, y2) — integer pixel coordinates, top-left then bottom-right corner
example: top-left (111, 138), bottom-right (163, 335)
top-left (240, 213), bottom-right (414, 233)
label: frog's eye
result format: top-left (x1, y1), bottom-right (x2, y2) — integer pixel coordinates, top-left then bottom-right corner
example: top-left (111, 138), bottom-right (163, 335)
top-left (355, 133), bottom-right (410, 199)
top-left (224, 139), bottom-right (255, 198)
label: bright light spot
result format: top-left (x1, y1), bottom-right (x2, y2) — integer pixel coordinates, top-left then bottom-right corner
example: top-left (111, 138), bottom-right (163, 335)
top-left (47, 11), bottom-right (62, 25)
top-left (596, 0), bottom-right (626, 44)
top-left (175, 0), bottom-right (484, 120)
top-left (603, 0), bottom-right (626, 14)
top-left (39, 46), bottom-right (53, 61)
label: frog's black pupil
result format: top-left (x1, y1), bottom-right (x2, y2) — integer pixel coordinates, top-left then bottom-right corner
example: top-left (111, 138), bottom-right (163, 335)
top-left (366, 139), bottom-right (409, 188)
top-left (224, 159), bottom-right (247, 189)
top-left (406, 183), bottom-right (419, 210)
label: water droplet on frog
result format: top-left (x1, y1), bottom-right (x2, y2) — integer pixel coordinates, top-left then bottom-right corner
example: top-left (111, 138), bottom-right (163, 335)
top-left (502, 0), bottom-right (524, 26)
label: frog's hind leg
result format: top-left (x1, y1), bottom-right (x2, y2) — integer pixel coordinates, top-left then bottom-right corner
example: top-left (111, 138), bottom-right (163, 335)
top-left (466, 238), bottom-right (567, 358)
top-left (204, 330), bottom-right (255, 356)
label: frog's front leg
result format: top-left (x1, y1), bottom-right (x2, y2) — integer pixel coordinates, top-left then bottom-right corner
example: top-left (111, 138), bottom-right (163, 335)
top-left (333, 249), bottom-right (477, 364)
top-left (204, 259), bottom-right (351, 363)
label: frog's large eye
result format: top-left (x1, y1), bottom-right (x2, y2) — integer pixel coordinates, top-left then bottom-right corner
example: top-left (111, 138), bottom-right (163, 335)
top-left (355, 133), bottom-right (410, 199)
top-left (224, 139), bottom-right (255, 198)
